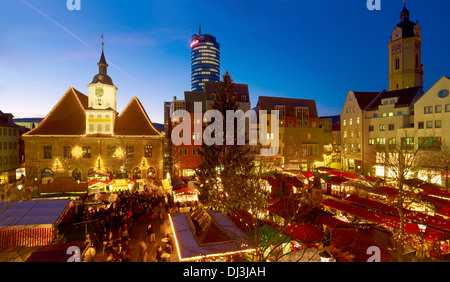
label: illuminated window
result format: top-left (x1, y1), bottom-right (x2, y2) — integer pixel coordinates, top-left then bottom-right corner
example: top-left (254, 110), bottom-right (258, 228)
top-left (126, 146), bottom-right (134, 158)
top-left (83, 146), bottom-right (91, 158)
top-left (108, 146), bottom-right (116, 158)
top-left (419, 137), bottom-right (442, 150)
top-left (144, 145), bottom-right (152, 158)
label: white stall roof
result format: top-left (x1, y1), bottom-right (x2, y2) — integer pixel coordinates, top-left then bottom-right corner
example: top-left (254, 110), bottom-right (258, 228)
top-left (0, 200), bottom-right (70, 227)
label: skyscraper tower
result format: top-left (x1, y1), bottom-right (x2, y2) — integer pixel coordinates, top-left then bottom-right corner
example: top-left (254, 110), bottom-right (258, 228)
top-left (191, 26), bottom-right (220, 91)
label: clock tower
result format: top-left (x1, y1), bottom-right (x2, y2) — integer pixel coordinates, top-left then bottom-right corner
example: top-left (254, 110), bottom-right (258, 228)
top-left (388, 2), bottom-right (423, 91)
top-left (86, 39), bottom-right (118, 135)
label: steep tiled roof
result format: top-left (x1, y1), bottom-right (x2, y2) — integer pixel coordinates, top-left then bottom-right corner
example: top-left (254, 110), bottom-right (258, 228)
top-left (365, 86), bottom-right (424, 111)
top-left (352, 91), bottom-right (380, 111)
top-left (25, 88), bottom-right (161, 137)
top-left (25, 87), bottom-right (87, 136)
top-left (114, 96), bottom-right (162, 136)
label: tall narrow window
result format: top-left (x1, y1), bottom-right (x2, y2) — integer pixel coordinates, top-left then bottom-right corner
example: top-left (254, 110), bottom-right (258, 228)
top-left (43, 146), bottom-right (52, 159)
top-left (144, 145), bottom-right (153, 158)
top-left (394, 58), bottom-right (400, 70)
top-left (63, 146), bottom-right (72, 159)
top-left (83, 146), bottom-right (91, 158)
top-left (126, 146), bottom-right (134, 158)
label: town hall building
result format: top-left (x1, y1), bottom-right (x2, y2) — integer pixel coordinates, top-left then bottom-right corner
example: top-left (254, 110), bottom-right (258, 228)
top-left (23, 43), bottom-right (164, 185)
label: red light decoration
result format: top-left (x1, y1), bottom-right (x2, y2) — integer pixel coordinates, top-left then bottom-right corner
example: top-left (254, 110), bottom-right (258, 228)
top-left (190, 39), bottom-right (199, 48)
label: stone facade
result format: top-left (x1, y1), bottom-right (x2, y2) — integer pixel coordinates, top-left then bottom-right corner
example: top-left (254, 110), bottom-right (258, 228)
top-left (23, 135), bottom-right (163, 184)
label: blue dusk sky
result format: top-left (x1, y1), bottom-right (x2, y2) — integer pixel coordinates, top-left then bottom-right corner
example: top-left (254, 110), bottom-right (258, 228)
top-left (1, 0), bottom-right (449, 124)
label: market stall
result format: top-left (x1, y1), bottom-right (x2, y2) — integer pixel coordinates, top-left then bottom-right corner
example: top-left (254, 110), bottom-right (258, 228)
top-left (169, 207), bottom-right (255, 262)
top-left (0, 199), bottom-right (71, 251)
top-left (173, 187), bottom-right (199, 205)
top-left (88, 180), bottom-right (112, 194)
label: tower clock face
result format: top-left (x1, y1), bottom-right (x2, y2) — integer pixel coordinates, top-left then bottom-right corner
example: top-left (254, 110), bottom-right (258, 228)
top-left (392, 44), bottom-right (402, 55)
top-left (95, 87), bottom-right (104, 98)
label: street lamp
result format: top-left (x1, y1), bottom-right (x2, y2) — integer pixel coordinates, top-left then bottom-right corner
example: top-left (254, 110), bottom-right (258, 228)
top-left (17, 184), bottom-right (23, 201)
top-left (418, 224), bottom-right (427, 261)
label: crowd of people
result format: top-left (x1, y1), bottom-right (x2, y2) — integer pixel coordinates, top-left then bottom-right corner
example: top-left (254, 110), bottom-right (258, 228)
top-left (80, 186), bottom-right (175, 262)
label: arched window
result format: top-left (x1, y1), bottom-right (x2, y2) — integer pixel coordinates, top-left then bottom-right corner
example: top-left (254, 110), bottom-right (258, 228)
top-left (41, 168), bottom-right (54, 184)
top-left (147, 167), bottom-right (156, 179)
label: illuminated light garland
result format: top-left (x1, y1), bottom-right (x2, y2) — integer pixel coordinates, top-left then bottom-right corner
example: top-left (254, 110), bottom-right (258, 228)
top-left (114, 147), bottom-right (125, 159)
top-left (72, 146), bottom-right (83, 159)
top-left (96, 156), bottom-right (105, 171)
top-left (140, 157), bottom-right (149, 169)
top-left (53, 158), bottom-right (64, 171)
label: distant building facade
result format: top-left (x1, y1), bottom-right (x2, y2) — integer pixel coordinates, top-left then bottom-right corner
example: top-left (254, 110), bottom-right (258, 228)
top-left (0, 111), bottom-right (23, 183)
top-left (254, 96), bottom-right (331, 171)
top-left (165, 81), bottom-right (250, 177)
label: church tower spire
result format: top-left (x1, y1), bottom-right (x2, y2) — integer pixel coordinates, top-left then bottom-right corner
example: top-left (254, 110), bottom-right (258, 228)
top-left (388, 1), bottom-right (423, 90)
top-left (91, 35), bottom-right (114, 86)
top-left (86, 35), bottom-right (118, 135)
top-left (98, 34), bottom-right (108, 75)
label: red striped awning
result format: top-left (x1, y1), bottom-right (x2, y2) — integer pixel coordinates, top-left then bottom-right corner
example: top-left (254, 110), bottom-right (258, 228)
top-left (0, 226), bottom-right (54, 251)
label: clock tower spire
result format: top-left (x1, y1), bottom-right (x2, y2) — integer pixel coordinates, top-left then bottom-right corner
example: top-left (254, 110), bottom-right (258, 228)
top-left (86, 36), bottom-right (118, 135)
top-left (388, 1), bottom-right (423, 90)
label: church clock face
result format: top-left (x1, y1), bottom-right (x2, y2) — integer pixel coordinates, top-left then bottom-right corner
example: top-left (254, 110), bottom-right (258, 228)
top-left (392, 43), bottom-right (402, 55)
top-left (95, 86), bottom-right (104, 98)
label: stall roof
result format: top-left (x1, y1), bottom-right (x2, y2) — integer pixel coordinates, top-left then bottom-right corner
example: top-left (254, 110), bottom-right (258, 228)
top-left (321, 199), bottom-right (444, 242)
top-left (331, 227), bottom-right (394, 262)
top-left (424, 187), bottom-right (450, 199)
top-left (170, 209), bottom-right (254, 261)
top-left (328, 170), bottom-right (361, 180)
top-left (0, 200), bottom-right (70, 227)
top-left (25, 241), bottom-right (86, 262)
top-left (344, 195), bottom-right (450, 233)
top-left (316, 214), bottom-right (349, 228)
top-left (284, 223), bottom-right (324, 243)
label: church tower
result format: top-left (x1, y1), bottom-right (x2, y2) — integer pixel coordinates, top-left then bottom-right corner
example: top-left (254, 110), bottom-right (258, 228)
top-left (86, 37), bottom-right (118, 135)
top-left (388, 1), bottom-right (423, 91)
